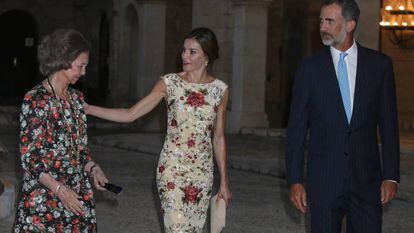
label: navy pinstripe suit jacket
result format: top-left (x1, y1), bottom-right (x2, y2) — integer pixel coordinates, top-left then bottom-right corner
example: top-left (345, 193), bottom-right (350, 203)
top-left (285, 44), bottom-right (400, 207)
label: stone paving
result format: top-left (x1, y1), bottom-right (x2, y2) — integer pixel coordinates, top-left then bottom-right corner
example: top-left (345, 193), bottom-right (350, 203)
top-left (0, 126), bottom-right (414, 232)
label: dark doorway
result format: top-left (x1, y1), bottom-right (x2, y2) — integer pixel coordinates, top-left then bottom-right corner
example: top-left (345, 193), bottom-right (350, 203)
top-left (97, 14), bottom-right (110, 104)
top-left (0, 10), bottom-right (38, 104)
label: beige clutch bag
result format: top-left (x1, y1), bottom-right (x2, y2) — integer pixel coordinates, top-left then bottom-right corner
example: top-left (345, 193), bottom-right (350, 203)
top-left (210, 194), bottom-right (226, 233)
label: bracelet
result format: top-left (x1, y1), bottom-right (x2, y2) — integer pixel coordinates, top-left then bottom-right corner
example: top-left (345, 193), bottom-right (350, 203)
top-left (90, 163), bottom-right (99, 173)
top-left (55, 184), bottom-right (61, 194)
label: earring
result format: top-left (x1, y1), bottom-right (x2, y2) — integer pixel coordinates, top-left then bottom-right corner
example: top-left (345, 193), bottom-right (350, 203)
top-left (205, 61), bottom-right (208, 67)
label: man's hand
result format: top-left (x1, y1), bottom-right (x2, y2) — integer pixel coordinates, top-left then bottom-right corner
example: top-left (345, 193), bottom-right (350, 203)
top-left (381, 180), bottom-right (397, 205)
top-left (290, 183), bottom-right (307, 214)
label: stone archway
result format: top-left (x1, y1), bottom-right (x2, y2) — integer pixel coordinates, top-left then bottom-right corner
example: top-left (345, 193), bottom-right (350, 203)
top-left (0, 9), bottom-right (38, 104)
top-left (120, 4), bottom-right (139, 101)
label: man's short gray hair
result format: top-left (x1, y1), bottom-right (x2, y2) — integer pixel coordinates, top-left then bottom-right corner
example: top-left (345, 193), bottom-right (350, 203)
top-left (323, 0), bottom-right (360, 23)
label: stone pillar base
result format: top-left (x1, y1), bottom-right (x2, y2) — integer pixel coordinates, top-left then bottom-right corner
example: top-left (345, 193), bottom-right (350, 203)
top-left (0, 179), bottom-right (15, 219)
top-left (227, 110), bottom-right (269, 133)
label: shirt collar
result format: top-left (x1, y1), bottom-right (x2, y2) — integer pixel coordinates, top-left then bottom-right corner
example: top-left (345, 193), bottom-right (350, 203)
top-left (330, 40), bottom-right (357, 59)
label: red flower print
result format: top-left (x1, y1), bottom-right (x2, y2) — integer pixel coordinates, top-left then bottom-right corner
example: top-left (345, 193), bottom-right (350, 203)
top-left (167, 182), bottom-right (175, 190)
top-left (32, 215), bottom-right (40, 224)
top-left (21, 136), bottom-right (28, 143)
top-left (53, 160), bottom-right (61, 169)
top-left (53, 111), bottom-right (59, 119)
top-left (45, 213), bottom-right (53, 221)
top-left (214, 105), bottom-right (218, 112)
top-left (186, 91), bottom-right (205, 107)
top-left (72, 218), bottom-right (80, 225)
top-left (39, 100), bottom-right (46, 108)
top-left (57, 223), bottom-right (64, 232)
top-left (50, 200), bottom-right (57, 208)
top-left (47, 151), bottom-right (54, 158)
top-left (187, 139), bottom-right (195, 148)
top-left (159, 165), bottom-right (165, 173)
top-left (182, 185), bottom-right (201, 204)
top-left (31, 118), bottom-right (40, 125)
top-left (41, 158), bottom-right (49, 165)
top-left (171, 118), bottom-right (177, 127)
top-left (21, 146), bottom-right (28, 154)
top-left (83, 194), bottom-right (90, 201)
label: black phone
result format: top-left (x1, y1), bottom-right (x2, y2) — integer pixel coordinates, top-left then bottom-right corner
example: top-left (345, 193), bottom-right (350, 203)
top-left (104, 183), bottom-right (123, 195)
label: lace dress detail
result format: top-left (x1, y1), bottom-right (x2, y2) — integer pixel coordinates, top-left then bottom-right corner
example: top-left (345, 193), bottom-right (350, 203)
top-left (156, 73), bottom-right (228, 233)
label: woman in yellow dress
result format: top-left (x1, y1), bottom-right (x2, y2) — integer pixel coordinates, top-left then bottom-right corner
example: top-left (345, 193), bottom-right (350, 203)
top-left (86, 27), bottom-right (232, 232)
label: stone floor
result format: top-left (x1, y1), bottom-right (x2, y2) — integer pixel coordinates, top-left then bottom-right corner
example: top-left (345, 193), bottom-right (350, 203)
top-left (0, 125), bottom-right (414, 232)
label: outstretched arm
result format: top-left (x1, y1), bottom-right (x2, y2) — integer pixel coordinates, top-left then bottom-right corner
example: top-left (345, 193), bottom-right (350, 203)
top-left (86, 79), bottom-right (167, 123)
top-left (212, 90), bottom-right (232, 207)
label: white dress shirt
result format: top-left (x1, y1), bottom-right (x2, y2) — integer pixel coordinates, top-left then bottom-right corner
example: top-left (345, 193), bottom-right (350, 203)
top-left (330, 40), bottom-right (358, 110)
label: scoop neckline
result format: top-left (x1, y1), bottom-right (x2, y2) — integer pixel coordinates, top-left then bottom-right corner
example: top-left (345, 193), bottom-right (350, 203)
top-left (39, 82), bottom-right (73, 100)
top-left (175, 73), bottom-right (217, 85)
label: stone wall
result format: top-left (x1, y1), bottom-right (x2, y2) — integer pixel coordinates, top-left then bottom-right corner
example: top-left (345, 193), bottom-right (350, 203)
top-left (164, 0), bottom-right (193, 74)
top-left (192, 0), bottom-right (234, 85)
top-left (0, 0), bottom-right (112, 102)
top-left (381, 31), bottom-right (414, 132)
top-left (265, 0), bottom-right (284, 127)
top-left (2, 0), bottom-right (412, 133)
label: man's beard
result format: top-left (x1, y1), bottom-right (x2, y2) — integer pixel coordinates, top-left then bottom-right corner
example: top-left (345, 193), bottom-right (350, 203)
top-left (320, 29), bottom-right (346, 46)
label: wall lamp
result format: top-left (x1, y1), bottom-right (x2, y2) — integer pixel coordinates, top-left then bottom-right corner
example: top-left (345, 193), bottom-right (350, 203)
top-left (380, 0), bottom-right (414, 47)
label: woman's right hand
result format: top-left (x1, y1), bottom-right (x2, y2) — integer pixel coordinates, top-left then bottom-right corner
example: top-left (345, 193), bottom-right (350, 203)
top-left (57, 185), bottom-right (85, 216)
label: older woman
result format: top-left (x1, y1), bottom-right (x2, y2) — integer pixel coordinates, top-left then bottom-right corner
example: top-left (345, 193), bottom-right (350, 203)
top-left (13, 29), bottom-right (108, 232)
top-left (86, 27), bottom-right (232, 232)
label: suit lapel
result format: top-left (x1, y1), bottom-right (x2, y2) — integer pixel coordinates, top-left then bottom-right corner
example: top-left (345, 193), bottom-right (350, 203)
top-left (350, 44), bottom-right (368, 127)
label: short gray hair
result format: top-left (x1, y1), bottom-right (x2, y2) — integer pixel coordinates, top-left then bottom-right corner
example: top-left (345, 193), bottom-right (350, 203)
top-left (323, 0), bottom-right (360, 23)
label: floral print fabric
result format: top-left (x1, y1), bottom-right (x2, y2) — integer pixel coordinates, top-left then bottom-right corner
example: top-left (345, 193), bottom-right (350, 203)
top-left (14, 84), bottom-right (96, 233)
top-left (157, 73), bottom-right (228, 233)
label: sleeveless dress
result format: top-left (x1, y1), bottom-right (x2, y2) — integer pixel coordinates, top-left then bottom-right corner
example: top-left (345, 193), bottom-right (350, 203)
top-left (156, 73), bottom-right (228, 233)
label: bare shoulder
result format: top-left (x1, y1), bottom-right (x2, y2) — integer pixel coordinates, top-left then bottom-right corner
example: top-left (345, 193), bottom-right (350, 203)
top-left (153, 78), bottom-right (167, 91)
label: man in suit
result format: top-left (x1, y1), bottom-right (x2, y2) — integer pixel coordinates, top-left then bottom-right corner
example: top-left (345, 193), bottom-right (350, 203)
top-left (285, 0), bottom-right (400, 232)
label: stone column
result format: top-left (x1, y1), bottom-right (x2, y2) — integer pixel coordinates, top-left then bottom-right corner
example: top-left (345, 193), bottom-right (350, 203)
top-left (354, 0), bottom-right (380, 50)
top-left (135, 0), bottom-right (166, 97)
top-left (135, 0), bottom-right (167, 131)
top-left (228, 0), bottom-right (272, 133)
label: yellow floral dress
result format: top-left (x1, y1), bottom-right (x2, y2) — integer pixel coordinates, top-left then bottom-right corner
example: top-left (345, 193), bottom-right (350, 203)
top-left (156, 73), bottom-right (228, 233)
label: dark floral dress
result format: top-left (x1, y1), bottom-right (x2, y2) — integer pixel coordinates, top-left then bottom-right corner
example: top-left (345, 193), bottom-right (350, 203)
top-left (157, 74), bottom-right (228, 232)
top-left (13, 84), bottom-right (96, 233)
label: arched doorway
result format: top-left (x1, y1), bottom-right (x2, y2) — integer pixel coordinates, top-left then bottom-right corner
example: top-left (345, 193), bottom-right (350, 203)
top-left (120, 4), bottom-right (139, 101)
top-left (0, 10), bottom-right (38, 104)
top-left (98, 14), bottom-right (110, 104)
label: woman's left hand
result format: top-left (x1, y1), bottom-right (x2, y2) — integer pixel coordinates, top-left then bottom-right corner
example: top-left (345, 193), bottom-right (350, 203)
top-left (217, 182), bottom-right (232, 207)
top-left (83, 102), bottom-right (90, 114)
top-left (91, 165), bottom-right (108, 190)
